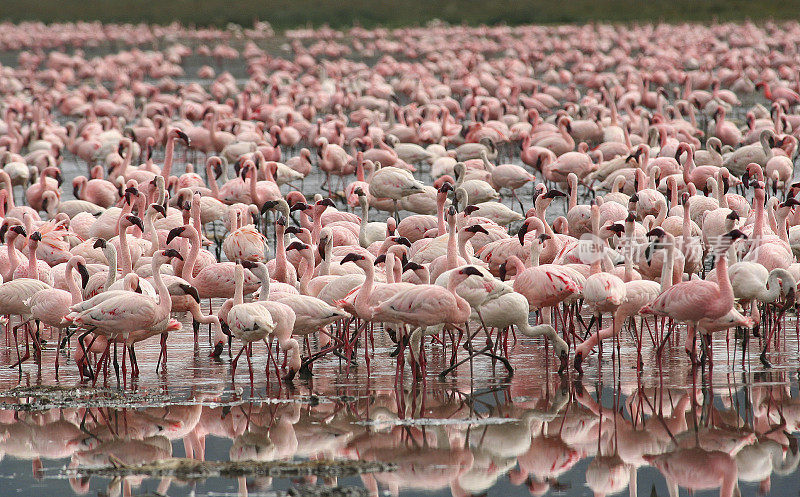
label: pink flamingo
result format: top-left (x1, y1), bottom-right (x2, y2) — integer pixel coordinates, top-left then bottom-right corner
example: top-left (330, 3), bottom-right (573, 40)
top-left (27, 255), bottom-right (90, 377)
top-left (641, 229), bottom-right (745, 364)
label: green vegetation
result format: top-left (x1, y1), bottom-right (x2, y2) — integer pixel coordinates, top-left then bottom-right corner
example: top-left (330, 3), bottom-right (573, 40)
top-left (1, 0), bottom-right (799, 29)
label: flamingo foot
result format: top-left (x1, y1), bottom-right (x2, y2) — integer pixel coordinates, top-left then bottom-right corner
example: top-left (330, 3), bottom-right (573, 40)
top-left (298, 358), bottom-right (313, 379)
top-left (573, 351), bottom-right (584, 375)
top-left (760, 350), bottom-right (772, 368)
top-left (389, 335), bottom-right (409, 358)
top-left (209, 341), bottom-right (224, 358)
top-left (332, 349), bottom-right (358, 367)
top-left (558, 350), bottom-right (568, 376)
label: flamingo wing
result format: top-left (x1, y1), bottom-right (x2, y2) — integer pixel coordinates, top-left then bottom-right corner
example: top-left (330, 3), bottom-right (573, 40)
top-left (72, 294), bottom-right (158, 332)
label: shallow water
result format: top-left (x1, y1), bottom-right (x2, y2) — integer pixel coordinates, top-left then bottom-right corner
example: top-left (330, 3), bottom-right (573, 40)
top-left (1, 36), bottom-right (800, 497)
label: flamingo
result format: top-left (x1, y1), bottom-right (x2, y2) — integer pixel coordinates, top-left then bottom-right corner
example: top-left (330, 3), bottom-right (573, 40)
top-left (642, 230), bottom-right (746, 364)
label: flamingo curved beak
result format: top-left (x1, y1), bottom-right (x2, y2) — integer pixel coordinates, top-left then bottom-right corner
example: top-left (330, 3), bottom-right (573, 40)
top-left (460, 266), bottom-right (482, 277)
top-left (166, 226), bottom-right (186, 245)
top-left (164, 248), bottom-right (184, 261)
top-left (341, 253), bottom-right (362, 265)
top-left (77, 263), bottom-right (90, 290)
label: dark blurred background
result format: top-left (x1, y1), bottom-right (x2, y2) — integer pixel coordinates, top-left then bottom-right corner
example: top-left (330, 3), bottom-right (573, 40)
top-left (1, 0), bottom-right (800, 28)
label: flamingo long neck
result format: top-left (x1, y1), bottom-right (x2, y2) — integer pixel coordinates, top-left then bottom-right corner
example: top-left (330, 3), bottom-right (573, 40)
top-left (681, 200), bottom-right (691, 243)
top-left (162, 134), bottom-right (177, 179)
top-left (146, 211), bottom-right (159, 256)
top-left (767, 199), bottom-right (779, 234)
top-left (319, 242), bottom-right (331, 276)
top-left (181, 227), bottom-right (200, 282)
top-left (753, 188), bottom-right (765, 249)
top-left (385, 254), bottom-right (395, 283)
top-left (27, 239), bottom-right (38, 279)
top-left (355, 259), bottom-right (375, 318)
top-left (681, 148), bottom-right (695, 184)
top-left (760, 133), bottom-right (773, 160)
top-left (356, 155), bottom-right (365, 182)
top-left (300, 252), bottom-right (313, 295)
top-left (206, 161), bottom-right (221, 198)
top-left (717, 178), bottom-right (729, 209)
top-left (299, 209), bottom-right (313, 231)
top-left (121, 142), bottom-right (133, 173)
top-left (65, 261), bottom-right (82, 304)
top-left (458, 232), bottom-right (472, 261)
top-left (623, 252), bottom-right (634, 282)
top-left (654, 199), bottom-right (667, 226)
top-left (247, 167), bottom-right (261, 206)
top-left (358, 199), bottom-right (370, 248)
top-left (568, 178), bottom-right (577, 210)
top-left (258, 268), bottom-right (270, 301)
top-left (191, 199), bottom-right (202, 234)
top-left (715, 250), bottom-right (734, 311)
top-left (446, 218), bottom-right (458, 269)
top-left (776, 211), bottom-right (790, 243)
top-left (118, 221), bottom-right (132, 275)
top-left (447, 273), bottom-right (471, 323)
top-left (133, 193), bottom-right (146, 237)
top-left (661, 243), bottom-right (675, 290)
top-left (436, 194), bottom-right (447, 236)
top-left (715, 111), bottom-right (726, 137)
top-left (103, 247), bottom-right (118, 290)
top-left (233, 264), bottom-right (244, 305)
top-left (536, 198), bottom-right (556, 237)
top-left (528, 242), bottom-right (541, 267)
top-left (5, 234), bottom-right (19, 279)
top-left (312, 207), bottom-right (324, 244)
top-left (275, 223), bottom-right (289, 280)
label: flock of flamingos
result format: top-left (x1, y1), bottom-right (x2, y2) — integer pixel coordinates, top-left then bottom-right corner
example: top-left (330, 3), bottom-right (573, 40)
top-left (0, 20), bottom-right (798, 388)
top-left (0, 18), bottom-right (800, 497)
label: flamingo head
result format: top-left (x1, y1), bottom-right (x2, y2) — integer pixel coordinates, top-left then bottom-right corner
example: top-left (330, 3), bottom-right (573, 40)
top-left (93, 238), bottom-right (107, 249)
top-left (373, 254), bottom-right (386, 265)
top-left (517, 220), bottom-right (530, 245)
top-left (122, 215), bottom-right (143, 234)
top-left (341, 252), bottom-right (365, 266)
top-left (0, 223), bottom-right (19, 243)
top-left (290, 202), bottom-right (310, 212)
top-left (178, 283), bottom-right (200, 303)
top-left (458, 266), bottom-right (483, 277)
top-left (392, 236), bottom-right (411, 247)
top-left (166, 225), bottom-right (187, 244)
top-left (260, 199), bottom-right (279, 214)
top-left (543, 189), bottom-right (567, 200)
top-left (286, 241), bottom-right (310, 253)
top-left (402, 262), bottom-right (424, 273)
top-left (781, 197), bottom-right (800, 209)
top-left (174, 129), bottom-right (190, 145)
top-left (29, 231), bottom-right (42, 242)
top-left (464, 224), bottom-right (489, 235)
top-left (606, 223), bottom-right (624, 236)
top-left (76, 262), bottom-right (90, 290)
top-left (163, 248), bottom-right (184, 261)
top-left (123, 186), bottom-right (138, 204)
top-left (725, 229), bottom-right (746, 240)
